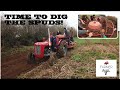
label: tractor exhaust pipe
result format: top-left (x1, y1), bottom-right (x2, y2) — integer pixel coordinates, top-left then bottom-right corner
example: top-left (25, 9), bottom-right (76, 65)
top-left (48, 28), bottom-right (51, 47)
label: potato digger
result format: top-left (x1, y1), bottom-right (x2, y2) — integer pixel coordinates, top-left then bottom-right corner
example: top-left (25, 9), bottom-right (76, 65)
top-left (28, 28), bottom-right (75, 64)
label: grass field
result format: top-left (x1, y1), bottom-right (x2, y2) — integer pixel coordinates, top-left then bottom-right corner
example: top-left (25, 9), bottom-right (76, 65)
top-left (70, 37), bottom-right (119, 78)
top-left (73, 37), bottom-right (119, 60)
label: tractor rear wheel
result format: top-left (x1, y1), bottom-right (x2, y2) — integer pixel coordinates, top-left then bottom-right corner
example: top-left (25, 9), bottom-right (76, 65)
top-left (27, 52), bottom-right (36, 64)
top-left (56, 40), bottom-right (67, 58)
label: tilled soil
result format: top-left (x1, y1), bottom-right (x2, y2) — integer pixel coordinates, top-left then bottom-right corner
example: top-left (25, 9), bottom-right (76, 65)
top-left (1, 50), bottom-right (40, 79)
top-left (1, 48), bottom-right (62, 79)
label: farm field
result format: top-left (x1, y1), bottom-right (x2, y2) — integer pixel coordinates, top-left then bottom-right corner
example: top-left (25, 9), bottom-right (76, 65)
top-left (1, 37), bottom-right (119, 79)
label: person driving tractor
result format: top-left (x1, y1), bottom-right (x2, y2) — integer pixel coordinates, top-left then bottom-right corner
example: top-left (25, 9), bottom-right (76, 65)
top-left (50, 28), bottom-right (67, 52)
top-left (50, 32), bottom-right (57, 52)
top-left (50, 27), bottom-right (74, 51)
top-left (64, 27), bottom-right (71, 45)
top-left (57, 30), bottom-right (62, 35)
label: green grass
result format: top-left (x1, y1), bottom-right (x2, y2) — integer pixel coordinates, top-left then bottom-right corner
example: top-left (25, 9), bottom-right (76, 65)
top-left (74, 37), bottom-right (119, 46)
top-left (71, 54), bottom-right (82, 61)
top-left (107, 53), bottom-right (118, 59)
top-left (71, 51), bottom-right (118, 62)
top-left (71, 37), bottom-right (119, 78)
top-left (72, 37), bottom-right (119, 62)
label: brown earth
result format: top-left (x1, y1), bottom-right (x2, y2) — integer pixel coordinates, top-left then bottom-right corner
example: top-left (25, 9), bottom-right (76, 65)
top-left (1, 47), bottom-right (59, 79)
top-left (1, 50), bottom-right (39, 79)
top-left (1, 47), bottom-right (73, 79)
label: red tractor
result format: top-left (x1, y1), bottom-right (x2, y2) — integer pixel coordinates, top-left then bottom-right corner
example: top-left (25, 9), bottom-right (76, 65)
top-left (28, 28), bottom-right (75, 64)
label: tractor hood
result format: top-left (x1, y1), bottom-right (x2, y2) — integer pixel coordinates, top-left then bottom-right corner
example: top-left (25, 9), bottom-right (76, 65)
top-left (34, 41), bottom-right (49, 46)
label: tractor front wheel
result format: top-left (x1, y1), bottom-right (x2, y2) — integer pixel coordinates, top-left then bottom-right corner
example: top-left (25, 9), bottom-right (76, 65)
top-left (27, 52), bottom-right (36, 64)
